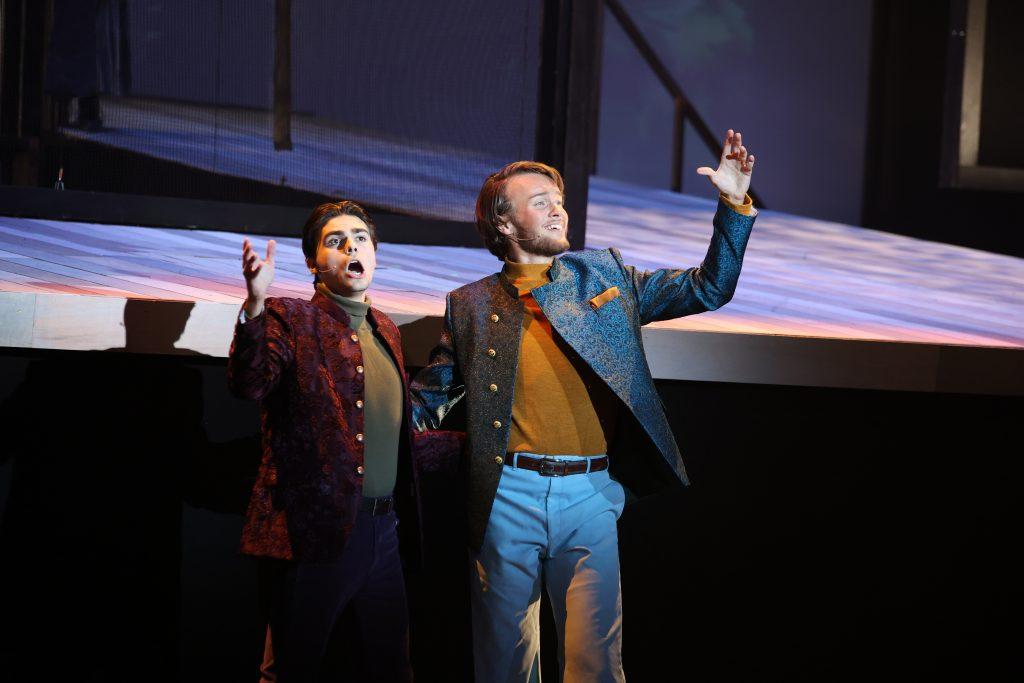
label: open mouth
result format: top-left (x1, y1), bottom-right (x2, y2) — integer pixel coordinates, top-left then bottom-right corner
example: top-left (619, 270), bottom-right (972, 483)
top-left (544, 223), bottom-right (563, 232)
top-left (346, 260), bottom-right (365, 278)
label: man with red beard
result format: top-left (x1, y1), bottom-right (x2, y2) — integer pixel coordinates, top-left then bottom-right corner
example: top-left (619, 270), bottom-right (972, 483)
top-left (412, 131), bottom-right (757, 681)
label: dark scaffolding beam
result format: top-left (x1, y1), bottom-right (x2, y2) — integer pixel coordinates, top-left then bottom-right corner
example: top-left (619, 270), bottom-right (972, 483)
top-left (273, 0), bottom-right (292, 151)
top-left (535, 0), bottom-right (603, 252)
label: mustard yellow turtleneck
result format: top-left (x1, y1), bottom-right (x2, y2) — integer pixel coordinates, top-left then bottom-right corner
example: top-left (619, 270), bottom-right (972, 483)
top-left (498, 194), bottom-right (749, 455)
top-left (501, 260), bottom-right (618, 456)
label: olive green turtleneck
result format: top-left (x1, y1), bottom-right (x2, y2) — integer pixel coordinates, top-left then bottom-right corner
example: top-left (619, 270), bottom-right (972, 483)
top-left (316, 283), bottom-right (403, 497)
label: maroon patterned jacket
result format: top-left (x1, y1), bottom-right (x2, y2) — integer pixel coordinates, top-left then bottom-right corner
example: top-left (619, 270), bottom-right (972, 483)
top-left (227, 292), bottom-right (461, 562)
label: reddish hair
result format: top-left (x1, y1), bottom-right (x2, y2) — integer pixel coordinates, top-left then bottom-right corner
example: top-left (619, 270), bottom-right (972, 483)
top-left (475, 161), bottom-right (564, 260)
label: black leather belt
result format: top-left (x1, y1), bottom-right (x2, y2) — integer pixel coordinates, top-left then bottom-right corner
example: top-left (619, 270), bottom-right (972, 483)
top-left (359, 495), bottom-right (394, 515)
top-left (507, 454), bottom-right (609, 477)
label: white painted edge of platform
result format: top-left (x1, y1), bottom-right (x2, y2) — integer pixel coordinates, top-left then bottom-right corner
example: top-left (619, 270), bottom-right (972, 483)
top-left (2, 292), bottom-right (1021, 396)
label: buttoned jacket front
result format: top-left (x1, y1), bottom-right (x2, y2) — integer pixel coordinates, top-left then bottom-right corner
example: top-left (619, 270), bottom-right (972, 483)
top-left (412, 199), bottom-right (756, 550)
top-left (228, 292), bottom-right (458, 562)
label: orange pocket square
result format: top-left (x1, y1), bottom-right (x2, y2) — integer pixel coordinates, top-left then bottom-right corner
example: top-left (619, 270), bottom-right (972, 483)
top-left (589, 286), bottom-right (621, 310)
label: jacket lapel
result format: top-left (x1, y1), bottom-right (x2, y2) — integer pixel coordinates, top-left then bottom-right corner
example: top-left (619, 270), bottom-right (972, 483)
top-left (530, 257), bottom-right (633, 404)
top-left (368, 308), bottom-right (407, 389)
top-left (309, 291), bottom-right (359, 410)
top-left (311, 290), bottom-right (352, 327)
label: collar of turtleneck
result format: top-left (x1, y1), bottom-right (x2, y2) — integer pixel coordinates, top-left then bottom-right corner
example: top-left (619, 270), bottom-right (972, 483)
top-left (315, 282), bottom-right (371, 328)
top-left (501, 259), bottom-right (552, 294)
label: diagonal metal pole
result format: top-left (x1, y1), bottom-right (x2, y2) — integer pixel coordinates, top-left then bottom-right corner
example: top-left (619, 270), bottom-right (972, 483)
top-left (603, 0), bottom-right (763, 206)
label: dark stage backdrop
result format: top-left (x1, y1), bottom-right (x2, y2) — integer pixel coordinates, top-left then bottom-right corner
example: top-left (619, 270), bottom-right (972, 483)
top-left (597, 0), bottom-right (874, 226)
top-left (0, 349), bottom-right (1021, 682)
top-left (596, 0), bottom-right (1024, 257)
top-left (975, 1), bottom-right (1024, 170)
top-left (41, 0), bottom-right (542, 221)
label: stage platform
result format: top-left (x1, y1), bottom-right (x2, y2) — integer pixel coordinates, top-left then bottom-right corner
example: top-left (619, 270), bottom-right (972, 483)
top-left (1, 177), bottom-right (1021, 395)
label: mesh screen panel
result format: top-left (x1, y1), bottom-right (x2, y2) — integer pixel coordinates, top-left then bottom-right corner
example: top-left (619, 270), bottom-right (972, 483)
top-left (50, 0), bottom-right (542, 221)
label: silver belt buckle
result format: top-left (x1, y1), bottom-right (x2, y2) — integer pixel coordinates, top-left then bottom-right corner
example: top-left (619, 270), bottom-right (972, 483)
top-left (537, 458), bottom-right (565, 477)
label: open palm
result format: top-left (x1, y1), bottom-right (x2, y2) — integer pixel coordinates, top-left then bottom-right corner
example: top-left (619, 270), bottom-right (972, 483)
top-left (242, 238), bottom-right (276, 309)
top-left (697, 129), bottom-right (755, 204)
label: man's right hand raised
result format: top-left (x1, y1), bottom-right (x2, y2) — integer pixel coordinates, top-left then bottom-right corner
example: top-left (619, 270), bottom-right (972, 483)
top-left (242, 238), bottom-right (276, 319)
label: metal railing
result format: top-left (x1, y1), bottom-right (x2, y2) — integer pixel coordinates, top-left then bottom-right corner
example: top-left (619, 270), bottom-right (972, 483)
top-left (603, 0), bottom-right (763, 207)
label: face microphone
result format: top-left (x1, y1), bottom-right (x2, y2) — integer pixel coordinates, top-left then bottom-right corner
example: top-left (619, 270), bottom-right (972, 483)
top-left (503, 222), bottom-right (566, 243)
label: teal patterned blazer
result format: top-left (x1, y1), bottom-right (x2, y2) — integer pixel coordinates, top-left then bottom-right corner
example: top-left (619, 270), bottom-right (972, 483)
top-left (411, 199), bottom-right (756, 550)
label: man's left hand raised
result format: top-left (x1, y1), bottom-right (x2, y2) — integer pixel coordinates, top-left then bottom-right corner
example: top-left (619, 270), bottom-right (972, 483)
top-left (697, 129), bottom-right (755, 205)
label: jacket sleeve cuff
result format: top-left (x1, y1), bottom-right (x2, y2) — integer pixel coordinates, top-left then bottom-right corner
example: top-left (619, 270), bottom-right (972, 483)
top-left (235, 305), bottom-right (267, 337)
top-left (720, 192), bottom-right (755, 216)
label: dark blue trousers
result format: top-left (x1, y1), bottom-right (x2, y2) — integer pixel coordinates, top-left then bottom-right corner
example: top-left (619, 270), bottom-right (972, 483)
top-left (257, 508), bottom-right (412, 682)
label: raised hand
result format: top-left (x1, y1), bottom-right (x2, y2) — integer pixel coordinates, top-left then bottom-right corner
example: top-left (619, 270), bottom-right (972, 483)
top-left (241, 238), bottom-right (276, 318)
top-left (697, 129), bottom-right (755, 204)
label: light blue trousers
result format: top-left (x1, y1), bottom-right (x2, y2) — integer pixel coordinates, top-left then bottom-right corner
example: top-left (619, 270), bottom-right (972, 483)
top-left (471, 453), bottom-right (627, 683)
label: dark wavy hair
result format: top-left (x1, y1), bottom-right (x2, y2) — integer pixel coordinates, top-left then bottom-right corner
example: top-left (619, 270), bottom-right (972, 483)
top-left (475, 161), bottom-right (565, 260)
top-left (301, 201), bottom-right (378, 282)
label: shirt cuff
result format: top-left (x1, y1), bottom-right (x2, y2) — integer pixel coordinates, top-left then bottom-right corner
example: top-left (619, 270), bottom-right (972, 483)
top-left (720, 192), bottom-right (755, 216)
top-left (238, 306), bottom-right (264, 324)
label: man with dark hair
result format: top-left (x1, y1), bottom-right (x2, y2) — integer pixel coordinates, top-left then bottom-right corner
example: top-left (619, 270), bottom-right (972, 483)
top-left (228, 201), bottom-right (420, 682)
top-left (412, 131), bottom-right (758, 681)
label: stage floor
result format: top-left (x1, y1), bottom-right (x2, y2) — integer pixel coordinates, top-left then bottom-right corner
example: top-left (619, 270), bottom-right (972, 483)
top-left (2, 177), bottom-right (1022, 394)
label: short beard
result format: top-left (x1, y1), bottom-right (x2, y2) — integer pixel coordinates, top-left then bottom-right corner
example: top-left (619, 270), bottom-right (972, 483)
top-left (520, 232), bottom-right (570, 258)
